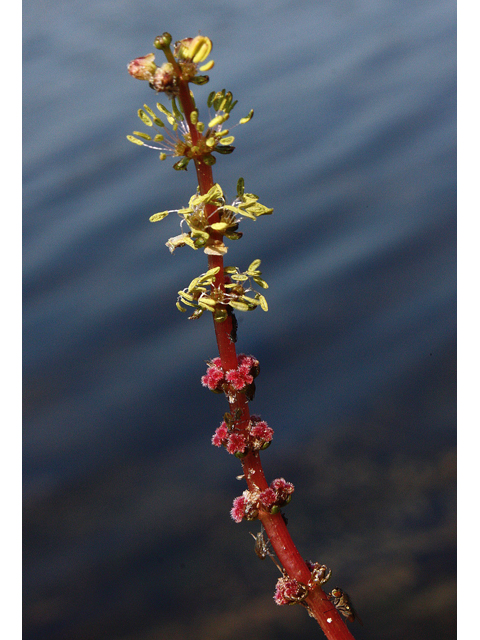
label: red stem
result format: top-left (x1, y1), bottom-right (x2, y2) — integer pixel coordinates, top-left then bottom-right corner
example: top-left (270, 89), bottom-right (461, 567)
top-left (175, 72), bottom-right (356, 640)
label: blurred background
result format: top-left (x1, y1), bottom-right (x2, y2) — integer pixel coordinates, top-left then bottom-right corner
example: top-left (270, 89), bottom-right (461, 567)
top-left (23, 1), bottom-right (456, 639)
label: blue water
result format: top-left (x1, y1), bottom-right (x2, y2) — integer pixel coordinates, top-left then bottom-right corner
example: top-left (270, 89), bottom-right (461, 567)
top-left (23, 1), bottom-right (455, 638)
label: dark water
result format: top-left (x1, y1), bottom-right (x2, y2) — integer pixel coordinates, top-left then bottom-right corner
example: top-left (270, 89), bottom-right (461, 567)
top-left (23, 1), bottom-right (456, 639)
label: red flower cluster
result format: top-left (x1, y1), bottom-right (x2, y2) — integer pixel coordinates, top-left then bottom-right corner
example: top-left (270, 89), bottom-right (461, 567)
top-left (201, 354), bottom-right (260, 400)
top-left (230, 477), bottom-right (294, 523)
top-left (230, 490), bottom-right (260, 523)
top-left (273, 575), bottom-right (309, 605)
top-left (269, 477), bottom-right (295, 505)
top-left (201, 356), bottom-right (224, 391)
top-left (211, 415), bottom-right (274, 456)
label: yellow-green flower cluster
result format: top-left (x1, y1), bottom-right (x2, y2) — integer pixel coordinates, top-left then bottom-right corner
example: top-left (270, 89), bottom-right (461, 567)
top-left (127, 35), bottom-right (273, 322)
top-left (127, 93), bottom-right (253, 170)
top-left (149, 180), bottom-right (273, 256)
top-left (127, 34), bottom-right (254, 170)
top-left (176, 260), bottom-right (268, 320)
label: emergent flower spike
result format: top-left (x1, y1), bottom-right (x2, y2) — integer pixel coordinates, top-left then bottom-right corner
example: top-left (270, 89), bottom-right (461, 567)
top-left (127, 34), bottom-right (356, 639)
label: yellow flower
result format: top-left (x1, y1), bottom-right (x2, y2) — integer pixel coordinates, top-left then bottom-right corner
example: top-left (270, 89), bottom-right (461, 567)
top-left (174, 36), bottom-right (213, 67)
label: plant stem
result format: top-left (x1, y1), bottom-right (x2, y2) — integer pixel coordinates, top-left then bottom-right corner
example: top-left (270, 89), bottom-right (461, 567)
top-left (176, 74), bottom-right (356, 640)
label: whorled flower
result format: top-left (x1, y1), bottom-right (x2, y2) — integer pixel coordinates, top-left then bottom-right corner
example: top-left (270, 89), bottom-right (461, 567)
top-left (270, 478), bottom-right (295, 504)
top-left (127, 101), bottom-right (194, 169)
top-left (230, 495), bottom-right (247, 523)
top-left (230, 489), bottom-right (261, 523)
top-left (230, 477), bottom-right (294, 523)
top-left (127, 90), bottom-right (254, 171)
top-left (127, 53), bottom-right (157, 81)
top-left (202, 353), bottom-right (260, 398)
top-left (258, 487), bottom-right (276, 509)
top-left (128, 34), bottom-right (214, 98)
top-left (258, 478), bottom-right (294, 514)
top-left (211, 413), bottom-right (273, 458)
top-left (201, 356), bottom-right (224, 391)
top-left (274, 575), bottom-right (309, 605)
top-left (249, 417), bottom-right (274, 449)
top-left (149, 182), bottom-right (272, 263)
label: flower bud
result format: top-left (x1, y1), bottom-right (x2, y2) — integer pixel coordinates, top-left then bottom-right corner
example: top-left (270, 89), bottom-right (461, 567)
top-left (127, 53), bottom-right (157, 81)
top-left (153, 32), bottom-right (172, 50)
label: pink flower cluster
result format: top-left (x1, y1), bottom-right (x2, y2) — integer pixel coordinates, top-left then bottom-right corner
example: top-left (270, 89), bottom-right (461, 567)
top-left (201, 354), bottom-right (260, 399)
top-left (201, 357), bottom-right (224, 391)
top-left (212, 415), bottom-right (274, 456)
top-left (230, 477), bottom-right (294, 523)
top-left (273, 575), bottom-right (309, 605)
top-left (230, 490), bottom-right (259, 523)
